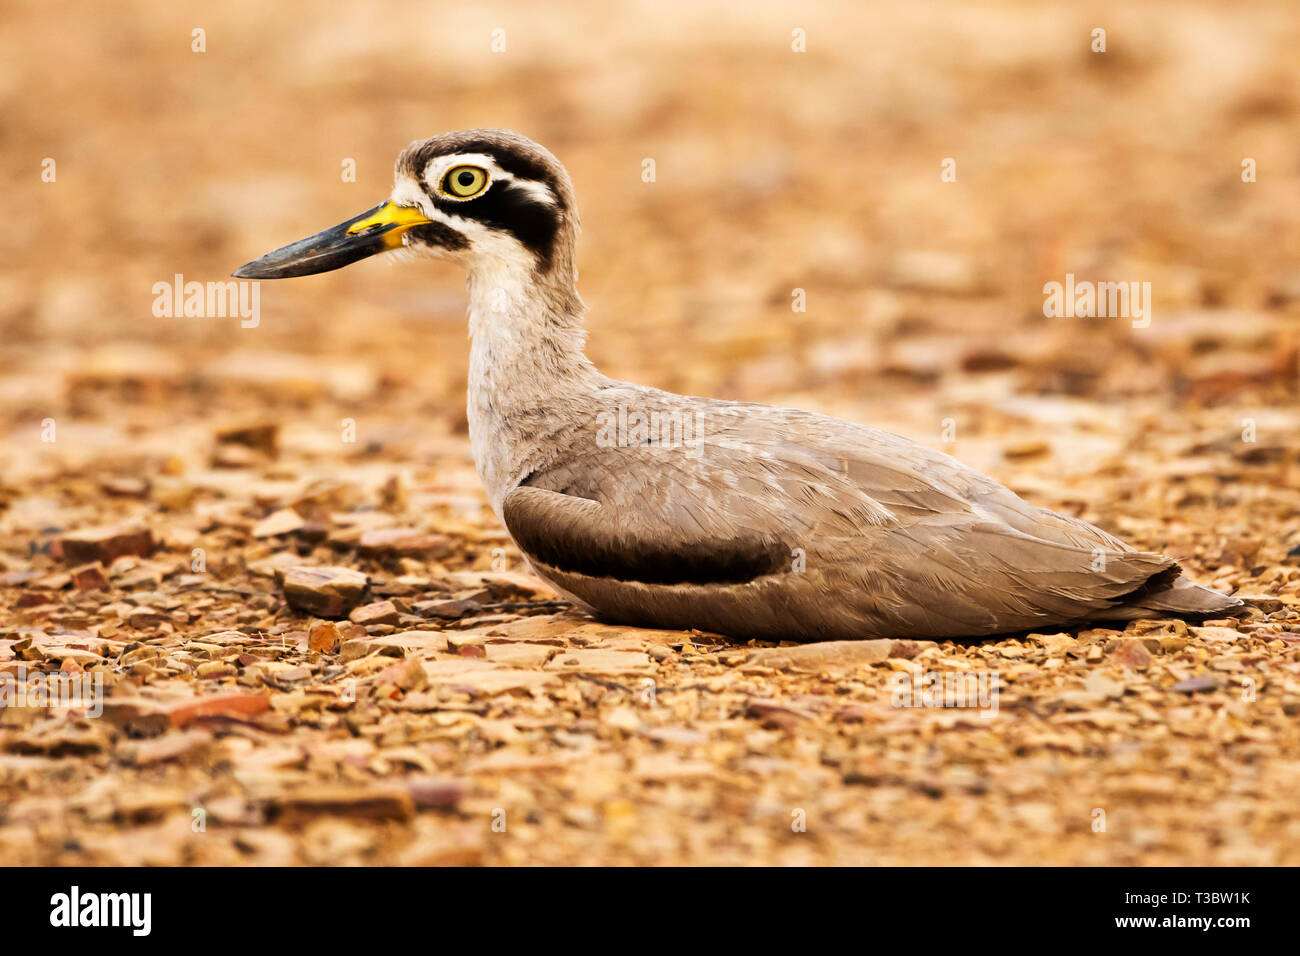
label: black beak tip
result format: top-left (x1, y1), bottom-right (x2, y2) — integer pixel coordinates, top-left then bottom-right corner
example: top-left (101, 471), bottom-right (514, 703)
top-left (229, 204), bottom-right (397, 281)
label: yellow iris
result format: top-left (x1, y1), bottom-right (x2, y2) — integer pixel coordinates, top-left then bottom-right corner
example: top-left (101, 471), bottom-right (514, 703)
top-left (442, 165), bottom-right (489, 198)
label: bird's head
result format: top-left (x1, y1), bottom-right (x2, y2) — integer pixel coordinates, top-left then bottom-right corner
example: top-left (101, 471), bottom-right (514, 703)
top-left (233, 129), bottom-right (578, 281)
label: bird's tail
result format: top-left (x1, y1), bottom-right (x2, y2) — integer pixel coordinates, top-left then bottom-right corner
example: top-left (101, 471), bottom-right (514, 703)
top-left (1088, 565), bottom-right (1244, 622)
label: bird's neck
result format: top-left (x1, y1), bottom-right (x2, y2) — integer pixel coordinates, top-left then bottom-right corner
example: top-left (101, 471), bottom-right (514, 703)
top-left (464, 256), bottom-right (602, 515)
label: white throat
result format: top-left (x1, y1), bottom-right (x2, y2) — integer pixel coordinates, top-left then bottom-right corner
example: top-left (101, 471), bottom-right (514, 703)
top-left (464, 250), bottom-right (600, 517)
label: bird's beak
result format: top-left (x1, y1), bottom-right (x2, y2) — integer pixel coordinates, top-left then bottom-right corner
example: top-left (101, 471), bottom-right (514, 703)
top-left (232, 200), bottom-right (433, 279)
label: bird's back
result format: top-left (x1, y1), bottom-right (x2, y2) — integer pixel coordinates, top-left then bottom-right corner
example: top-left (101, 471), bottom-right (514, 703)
top-left (500, 382), bottom-right (1239, 641)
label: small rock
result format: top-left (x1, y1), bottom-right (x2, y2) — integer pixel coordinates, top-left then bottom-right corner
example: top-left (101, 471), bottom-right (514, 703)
top-left (1239, 594), bottom-right (1283, 613)
top-left (127, 606), bottom-right (168, 629)
top-left (272, 785), bottom-right (414, 823)
top-left (748, 699), bottom-right (814, 731)
top-left (889, 640), bottom-right (930, 660)
top-left (216, 421), bottom-right (278, 455)
top-left (196, 661), bottom-right (237, 679)
top-left (1077, 628), bottom-right (1123, 644)
top-left (0, 570), bottom-right (41, 586)
top-left (212, 443), bottom-right (258, 468)
top-left (253, 508), bottom-right (304, 538)
top-left (405, 776), bottom-right (465, 811)
top-left (100, 475), bottom-right (150, 498)
top-left (1217, 537), bottom-right (1260, 566)
top-left (131, 730), bottom-right (212, 766)
top-left (70, 563), bottom-right (109, 591)
top-left (1172, 677), bottom-right (1220, 694)
top-left (439, 571), bottom-right (556, 600)
top-left (279, 566), bottom-right (369, 618)
top-left (122, 645), bottom-right (161, 665)
top-left (961, 348), bottom-right (1019, 373)
top-left (166, 691), bottom-right (271, 728)
top-left (1084, 672), bottom-right (1126, 701)
top-left (308, 620), bottom-right (342, 653)
top-left (99, 698), bottom-right (171, 736)
top-left (349, 600), bottom-right (401, 627)
top-left (1110, 638), bottom-right (1152, 670)
top-left (60, 525), bottom-right (155, 565)
top-left (416, 598), bottom-right (482, 620)
top-left (357, 528), bottom-right (452, 558)
top-left (603, 706), bottom-right (641, 732)
top-left (377, 657), bottom-right (428, 692)
top-left (1127, 619), bottom-right (1189, 639)
top-left (1003, 439), bottom-right (1051, 460)
top-left (1028, 632), bottom-right (1077, 655)
top-left (340, 639), bottom-right (379, 662)
top-left (547, 649), bottom-right (654, 675)
top-left (745, 639), bottom-right (906, 671)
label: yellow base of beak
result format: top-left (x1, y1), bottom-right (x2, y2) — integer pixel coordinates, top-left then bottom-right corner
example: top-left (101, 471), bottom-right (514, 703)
top-left (346, 200), bottom-right (434, 249)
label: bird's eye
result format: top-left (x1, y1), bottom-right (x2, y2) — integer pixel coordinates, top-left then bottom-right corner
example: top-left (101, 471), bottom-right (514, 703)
top-left (441, 165), bottom-right (489, 199)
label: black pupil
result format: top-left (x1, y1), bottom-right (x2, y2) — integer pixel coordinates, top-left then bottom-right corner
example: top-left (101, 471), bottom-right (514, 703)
top-left (457, 170), bottom-right (475, 188)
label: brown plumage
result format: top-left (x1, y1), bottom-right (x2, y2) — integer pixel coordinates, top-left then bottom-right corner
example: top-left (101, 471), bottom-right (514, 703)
top-left (501, 385), bottom-right (1240, 641)
top-left (234, 129), bottom-right (1242, 642)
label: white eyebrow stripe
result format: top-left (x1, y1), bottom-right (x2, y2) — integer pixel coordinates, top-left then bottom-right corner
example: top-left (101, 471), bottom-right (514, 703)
top-left (421, 153), bottom-right (558, 207)
top-left (502, 176), bottom-right (558, 207)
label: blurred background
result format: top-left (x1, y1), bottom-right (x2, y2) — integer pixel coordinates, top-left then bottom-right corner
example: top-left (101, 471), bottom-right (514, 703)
top-left (0, 0), bottom-right (1297, 574)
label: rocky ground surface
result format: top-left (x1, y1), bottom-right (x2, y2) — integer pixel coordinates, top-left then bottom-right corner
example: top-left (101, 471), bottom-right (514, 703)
top-left (2, 1), bottom-right (1298, 864)
top-left (0, 372), bottom-right (1297, 866)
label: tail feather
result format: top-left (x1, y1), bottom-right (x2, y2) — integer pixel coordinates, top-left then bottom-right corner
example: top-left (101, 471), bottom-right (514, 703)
top-left (1088, 566), bottom-right (1243, 622)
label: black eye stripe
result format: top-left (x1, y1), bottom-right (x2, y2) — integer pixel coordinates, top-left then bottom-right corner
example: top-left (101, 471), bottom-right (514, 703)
top-left (407, 221), bottom-right (470, 251)
top-left (428, 181), bottom-right (560, 270)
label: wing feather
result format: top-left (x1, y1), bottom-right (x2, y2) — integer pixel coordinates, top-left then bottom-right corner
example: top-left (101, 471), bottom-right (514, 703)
top-left (499, 386), bottom-right (1230, 639)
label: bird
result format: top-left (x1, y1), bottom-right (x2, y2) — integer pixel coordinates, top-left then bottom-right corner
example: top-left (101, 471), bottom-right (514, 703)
top-left (234, 128), bottom-right (1242, 642)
